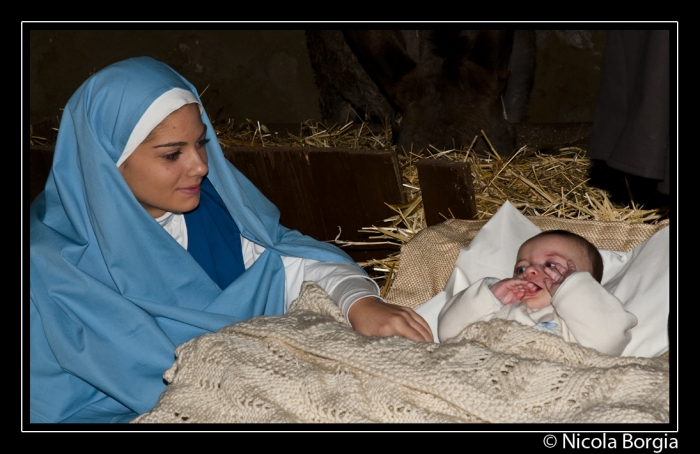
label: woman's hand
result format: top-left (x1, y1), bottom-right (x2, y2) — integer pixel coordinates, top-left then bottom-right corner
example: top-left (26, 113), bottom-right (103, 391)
top-left (347, 296), bottom-right (433, 342)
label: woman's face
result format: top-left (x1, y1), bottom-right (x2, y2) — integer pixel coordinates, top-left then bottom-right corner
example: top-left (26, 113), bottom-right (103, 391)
top-left (119, 104), bottom-right (209, 218)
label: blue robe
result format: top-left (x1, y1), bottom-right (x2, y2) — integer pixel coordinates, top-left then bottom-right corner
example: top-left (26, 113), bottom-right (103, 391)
top-left (29, 57), bottom-right (358, 423)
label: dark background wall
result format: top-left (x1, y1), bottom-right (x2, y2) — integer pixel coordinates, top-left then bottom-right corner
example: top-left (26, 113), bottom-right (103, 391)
top-left (28, 29), bottom-right (607, 127)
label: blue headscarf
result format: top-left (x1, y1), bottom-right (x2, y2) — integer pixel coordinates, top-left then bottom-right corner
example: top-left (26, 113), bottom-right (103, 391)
top-left (29, 57), bottom-right (357, 423)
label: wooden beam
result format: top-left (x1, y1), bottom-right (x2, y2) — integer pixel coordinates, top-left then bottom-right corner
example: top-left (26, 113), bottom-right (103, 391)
top-left (416, 159), bottom-right (477, 226)
top-left (223, 146), bottom-right (405, 261)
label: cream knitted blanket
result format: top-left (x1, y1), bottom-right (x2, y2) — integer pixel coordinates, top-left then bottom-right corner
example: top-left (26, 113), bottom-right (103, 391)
top-left (132, 282), bottom-right (670, 424)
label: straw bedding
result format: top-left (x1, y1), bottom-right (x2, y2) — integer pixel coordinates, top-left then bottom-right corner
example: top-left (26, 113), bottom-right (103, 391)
top-left (133, 281), bottom-right (669, 424)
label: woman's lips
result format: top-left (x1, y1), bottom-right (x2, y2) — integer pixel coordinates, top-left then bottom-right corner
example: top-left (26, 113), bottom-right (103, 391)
top-left (179, 184), bottom-right (201, 195)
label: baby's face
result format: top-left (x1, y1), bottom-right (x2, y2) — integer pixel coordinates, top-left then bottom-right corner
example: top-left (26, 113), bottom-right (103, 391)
top-left (513, 235), bottom-right (592, 309)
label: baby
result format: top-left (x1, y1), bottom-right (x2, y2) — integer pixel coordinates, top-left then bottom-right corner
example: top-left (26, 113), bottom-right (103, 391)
top-left (437, 230), bottom-right (638, 356)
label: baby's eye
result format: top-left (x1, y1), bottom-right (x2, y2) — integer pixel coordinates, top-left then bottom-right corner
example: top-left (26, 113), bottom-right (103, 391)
top-left (545, 262), bottom-right (558, 269)
top-left (514, 266), bottom-right (526, 274)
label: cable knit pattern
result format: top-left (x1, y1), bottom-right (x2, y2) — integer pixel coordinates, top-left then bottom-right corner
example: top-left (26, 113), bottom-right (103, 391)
top-left (132, 281), bottom-right (669, 424)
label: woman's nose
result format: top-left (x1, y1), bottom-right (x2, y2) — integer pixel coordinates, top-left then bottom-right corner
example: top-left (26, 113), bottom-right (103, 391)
top-left (186, 148), bottom-right (208, 176)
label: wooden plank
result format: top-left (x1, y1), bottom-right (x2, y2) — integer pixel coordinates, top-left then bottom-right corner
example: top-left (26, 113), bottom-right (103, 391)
top-left (224, 146), bottom-right (405, 261)
top-left (222, 147), bottom-right (321, 239)
top-left (309, 148), bottom-right (405, 261)
top-left (416, 159), bottom-right (477, 226)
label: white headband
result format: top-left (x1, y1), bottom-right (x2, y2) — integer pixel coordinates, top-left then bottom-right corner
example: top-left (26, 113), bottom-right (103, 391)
top-left (117, 88), bottom-right (203, 167)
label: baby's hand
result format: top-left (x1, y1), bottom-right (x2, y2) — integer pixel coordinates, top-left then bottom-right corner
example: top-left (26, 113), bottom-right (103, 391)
top-left (490, 278), bottom-right (538, 305)
top-left (543, 259), bottom-right (577, 296)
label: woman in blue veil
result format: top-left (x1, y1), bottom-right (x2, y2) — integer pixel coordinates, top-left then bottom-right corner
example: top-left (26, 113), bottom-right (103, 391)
top-left (29, 57), bottom-right (432, 423)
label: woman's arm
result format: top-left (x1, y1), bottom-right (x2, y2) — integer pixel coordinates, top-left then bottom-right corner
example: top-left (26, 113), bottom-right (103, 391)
top-left (241, 237), bottom-right (432, 341)
top-left (289, 258), bottom-right (432, 342)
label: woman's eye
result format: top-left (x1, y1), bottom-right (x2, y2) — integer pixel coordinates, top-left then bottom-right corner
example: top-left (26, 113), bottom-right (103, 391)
top-left (197, 137), bottom-right (211, 148)
top-left (163, 151), bottom-right (181, 162)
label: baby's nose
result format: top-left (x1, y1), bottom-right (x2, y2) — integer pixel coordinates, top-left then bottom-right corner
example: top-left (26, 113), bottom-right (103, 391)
top-left (524, 265), bottom-right (541, 276)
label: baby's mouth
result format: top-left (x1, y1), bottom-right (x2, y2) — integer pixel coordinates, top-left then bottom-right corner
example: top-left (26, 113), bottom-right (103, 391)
top-left (525, 283), bottom-right (542, 295)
